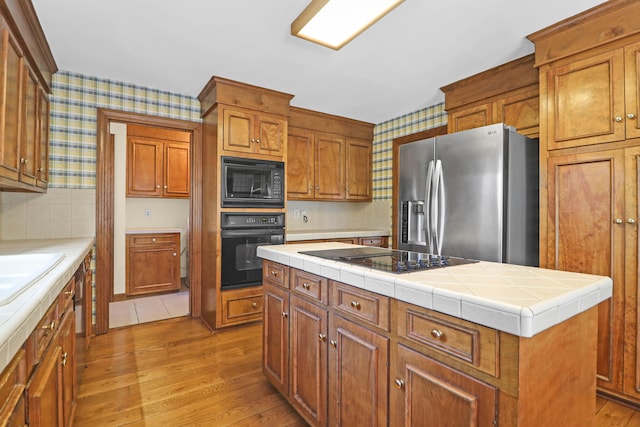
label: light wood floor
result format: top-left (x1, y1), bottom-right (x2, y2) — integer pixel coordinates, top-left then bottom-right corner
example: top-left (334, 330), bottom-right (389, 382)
top-left (76, 316), bottom-right (640, 426)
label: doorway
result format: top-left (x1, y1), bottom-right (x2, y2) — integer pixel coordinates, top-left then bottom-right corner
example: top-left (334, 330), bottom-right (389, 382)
top-left (95, 109), bottom-right (202, 335)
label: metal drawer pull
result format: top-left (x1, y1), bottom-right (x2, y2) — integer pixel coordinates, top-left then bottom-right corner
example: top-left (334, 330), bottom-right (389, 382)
top-left (251, 302), bottom-right (257, 308)
top-left (62, 352), bottom-right (68, 367)
top-left (65, 290), bottom-right (73, 296)
top-left (329, 340), bottom-right (337, 348)
top-left (430, 329), bottom-right (444, 339)
top-left (270, 270), bottom-right (278, 277)
top-left (350, 300), bottom-right (361, 310)
top-left (281, 312), bottom-right (288, 318)
top-left (394, 379), bottom-right (405, 390)
top-left (615, 116), bottom-right (623, 122)
top-left (628, 113), bottom-right (636, 119)
top-left (318, 334), bottom-right (326, 342)
top-left (629, 218), bottom-right (637, 224)
top-left (42, 320), bottom-right (56, 331)
top-left (302, 282), bottom-right (310, 290)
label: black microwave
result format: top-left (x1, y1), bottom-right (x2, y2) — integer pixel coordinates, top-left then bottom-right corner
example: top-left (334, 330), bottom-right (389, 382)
top-left (221, 156), bottom-right (285, 207)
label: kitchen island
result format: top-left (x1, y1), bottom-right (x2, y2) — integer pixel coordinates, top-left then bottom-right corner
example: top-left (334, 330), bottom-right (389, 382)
top-left (257, 242), bottom-right (612, 427)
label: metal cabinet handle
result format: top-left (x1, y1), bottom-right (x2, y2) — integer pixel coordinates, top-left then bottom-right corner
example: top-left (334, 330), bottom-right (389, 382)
top-left (430, 329), bottom-right (444, 339)
top-left (302, 282), bottom-right (310, 290)
top-left (42, 320), bottom-right (56, 331)
top-left (628, 218), bottom-right (637, 224)
top-left (350, 301), bottom-right (361, 310)
top-left (270, 270), bottom-right (278, 277)
top-left (251, 138), bottom-right (256, 143)
top-left (628, 113), bottom-right (636, 119)
top-left (65, 290), bottom-right (73, 296)
top-left (156, 185), bottom-right (161, 189)
top-left (152, 238), bottom-right (157, 242)
top-left (615, 218), bottom-right (624, 224)
top-left (281, 311), bottom-right (288, 318)
top-left (251, 302), bottom-right (257, 308)
top-left (318, 334), bottom-right (326, 342)
top-left (615, 116), bottom-right (623, 122)
top-left (329, 340), bottom-right (337, 348)
top-left (164, 185), bottom-right (168, 189)
top-left (173, 253), bottom-right (177, 257)
top-left (61, 352), bottom-right (68, 367)
top-left (394, 379), bottom-right (405, 390)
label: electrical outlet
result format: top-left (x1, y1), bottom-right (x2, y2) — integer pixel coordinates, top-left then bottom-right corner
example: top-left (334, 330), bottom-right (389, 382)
top-left (294, 209), bottom-right (300, 219)
top-left (144, 208), bottom-right (151, 217)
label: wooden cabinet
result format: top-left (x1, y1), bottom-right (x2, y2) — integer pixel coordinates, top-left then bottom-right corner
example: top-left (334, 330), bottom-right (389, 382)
top-left (198, 76), bottom-right (292, 331)
top-left (0, 349), bottom-right (26, 426)
top-left (126, 124), bottom-right (190, 198)
top-left (221, 106), bottom-right (286, 157)
top-left (126, 232), bottom-right (180, 296)
top-left (441, 54), bottom-right (539, 137)
top-left (287, 107), bottom-right (374, 202)
top-left (528, 1), bottom-right (640, 405)
top-left (263, 283), bottom-right (290, 395)
top-left (390, 345), bottom-right (497, 427)
top-left (0, 4), bottom-right (56, 192)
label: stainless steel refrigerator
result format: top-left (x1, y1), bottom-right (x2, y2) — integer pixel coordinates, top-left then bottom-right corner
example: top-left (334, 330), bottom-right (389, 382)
top-left (397, 123), bottom-right (539, 266)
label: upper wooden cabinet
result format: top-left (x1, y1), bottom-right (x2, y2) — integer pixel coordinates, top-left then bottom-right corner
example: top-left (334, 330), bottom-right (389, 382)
top-left (287, 107), bottom-right (374, 202)
top-left (0, 1), bottom-right (57, 192)
top-left (222, 106), bottom-right (287, 157)
top-left (126, 124), bottom-right (191, 199)
top-left (441, 54), bottom-right (539, 137)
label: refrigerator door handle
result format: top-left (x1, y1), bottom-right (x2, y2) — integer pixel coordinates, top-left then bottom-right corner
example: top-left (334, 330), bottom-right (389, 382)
top-left (436, 160), bottom-right (445, 255)
top-left (425, 160), bottom-right (435, 254)
top-left (430, 160), bottom-right (440, 255)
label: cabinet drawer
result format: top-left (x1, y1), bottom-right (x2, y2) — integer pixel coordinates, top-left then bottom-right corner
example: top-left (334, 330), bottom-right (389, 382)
top-left (57, 277), bottom-right (75, 315)
top-left (358, 237), bottom-right (385, 247)
top-left (221, 289), bottom-right (263, 326)
top-left (291, 269), bottom-right (328, 305)
top-left (331, 281), bottom-right (390, 331)
top-left (263, 260), bottom-right (288, 288)
top-left (27, 303), bottom-right (58, 371)
top-left (397, 301), bottom-right (499, 377)
top-left (128, 233), bottom-right (178, 247)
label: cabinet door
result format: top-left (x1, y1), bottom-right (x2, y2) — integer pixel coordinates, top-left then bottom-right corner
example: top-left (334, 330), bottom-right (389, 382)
top-left (345, 138), bottom-right (371, 201)
top-left (287, 127), bottom-right (314, 199)
top-left (20, 65), bottom-right (38, 186)
top-left (390, 345), bottom-right (497, 427)
top-left (495, 86), bottom-right (540, 137)
top-left (315, 133), bottom-right (345, 200)
top-left (547, 149), bottom-right (625, 392)
top-left (222, 107), bottom-right (253, 154)
top-left (328, 314), bottom-right (389, 427)
top-left (59, 308), bottom-right (76, 427)
top-left (0, 28), bottom-right (23, 182)
top-left (623, 146), bottom-right (640, 400)
top-left (163, 141), bottom-right (190, 198)
top-left (447, 104), bottom-right (493, 134)
top-left (37, 88), bottom-right (49, 188)
top-left (27, 344), bottom-right (63, 427)
top-left (263, 284), bottom-right (289, 396)
top-left (127, 137), bottom-right (163, 197)
top-left (545, 49), bottom-right (625, 149)
top-left (625, 41), bottom-right (640, 140)
top-left (290, 296), bottom-right (328, 426)
top-left (255, 113), bottom-right (286, 157)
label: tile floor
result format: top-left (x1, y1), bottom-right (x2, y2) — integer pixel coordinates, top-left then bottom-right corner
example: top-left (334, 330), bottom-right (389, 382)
top-left (109, 291), bottom-right (190, 328)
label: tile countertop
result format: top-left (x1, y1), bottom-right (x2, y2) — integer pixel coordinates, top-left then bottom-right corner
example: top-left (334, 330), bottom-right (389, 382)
top-left (0, 238), bottom-right (94, 373)
top-left (257, 242), bottom-right (613, 338)
top-left (286, 229), bottom-right (389, 241)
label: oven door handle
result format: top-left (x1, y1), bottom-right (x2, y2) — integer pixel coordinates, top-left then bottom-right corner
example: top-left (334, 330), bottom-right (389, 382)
top-left (220, 228), bottom-right (285, 239)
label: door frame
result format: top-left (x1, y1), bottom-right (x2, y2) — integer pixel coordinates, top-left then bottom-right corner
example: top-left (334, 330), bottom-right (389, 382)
top-left (95, 108), bottom-right (202, 335)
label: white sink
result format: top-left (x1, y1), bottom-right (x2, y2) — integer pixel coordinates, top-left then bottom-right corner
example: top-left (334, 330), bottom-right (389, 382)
top-left (0, 253), bottom-right (65, 305)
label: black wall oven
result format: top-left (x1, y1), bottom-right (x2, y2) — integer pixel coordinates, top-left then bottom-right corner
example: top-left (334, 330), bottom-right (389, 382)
top-left (220, 212), bottom-right (285, 290)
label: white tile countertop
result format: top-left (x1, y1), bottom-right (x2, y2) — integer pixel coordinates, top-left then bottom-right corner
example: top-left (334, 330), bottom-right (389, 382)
top-left (0, 238), bottom-right (94, 373)
top-left (257, 242), bottom-right (613, 338)
top-left (286, 229), bottom-right (389, 241)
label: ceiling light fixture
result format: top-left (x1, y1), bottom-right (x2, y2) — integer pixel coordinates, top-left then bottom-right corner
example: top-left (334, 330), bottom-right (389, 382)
top-left (291, 0), bottom-right (404, 50)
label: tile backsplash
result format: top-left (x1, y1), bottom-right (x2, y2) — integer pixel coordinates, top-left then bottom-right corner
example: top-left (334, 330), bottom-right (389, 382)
top-left (0, 189), bottom-right (95, 240)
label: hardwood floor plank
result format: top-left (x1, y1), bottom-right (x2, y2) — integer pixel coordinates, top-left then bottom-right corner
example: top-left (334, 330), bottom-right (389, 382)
top-left (596, 400), bottom-right (636, 427)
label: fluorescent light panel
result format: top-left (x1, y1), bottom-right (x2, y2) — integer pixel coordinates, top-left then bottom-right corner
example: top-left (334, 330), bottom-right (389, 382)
top-left (292, 0), bottom-right (404, 50)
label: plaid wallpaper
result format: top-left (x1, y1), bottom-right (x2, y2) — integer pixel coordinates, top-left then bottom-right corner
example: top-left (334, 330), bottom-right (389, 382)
top-left (49, 71), bottom-right (201, 188)
top-left (372, 103), bottom-right (447, 200)
top-left (48, 70), bottom-right (446, 195)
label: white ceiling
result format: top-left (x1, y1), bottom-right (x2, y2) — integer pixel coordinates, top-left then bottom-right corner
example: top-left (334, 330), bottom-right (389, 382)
top-left (31, 0), bottom-right (604, 124)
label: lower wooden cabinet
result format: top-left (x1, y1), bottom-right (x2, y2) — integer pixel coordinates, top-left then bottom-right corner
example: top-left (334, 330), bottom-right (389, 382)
top-left (220, 287), bottom-right (263, 327)
top-left (126, 232), bottom-right (180, 296)
top-left (263, 283), bottom-right (289, 395)
top-left (0, 350), bottom-right (27, 427)
top-left (390, 345), bottom-right (497, 427)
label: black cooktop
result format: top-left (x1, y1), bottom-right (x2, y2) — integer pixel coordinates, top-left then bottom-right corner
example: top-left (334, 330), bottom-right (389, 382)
top-left (299, 247), bottom-right (477, 274)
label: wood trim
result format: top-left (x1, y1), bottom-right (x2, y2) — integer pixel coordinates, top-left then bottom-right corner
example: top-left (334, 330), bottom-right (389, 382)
top-left (95, 108), bottom-right (202, 335)
top-left (391, 125), bottom-right (447, 248)
top-left (288, 106), bottom-right (374, 140)
top-left (527, 0), bottom-right (640, 67)
top-left (441, 54), bottom-right (538, 111)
